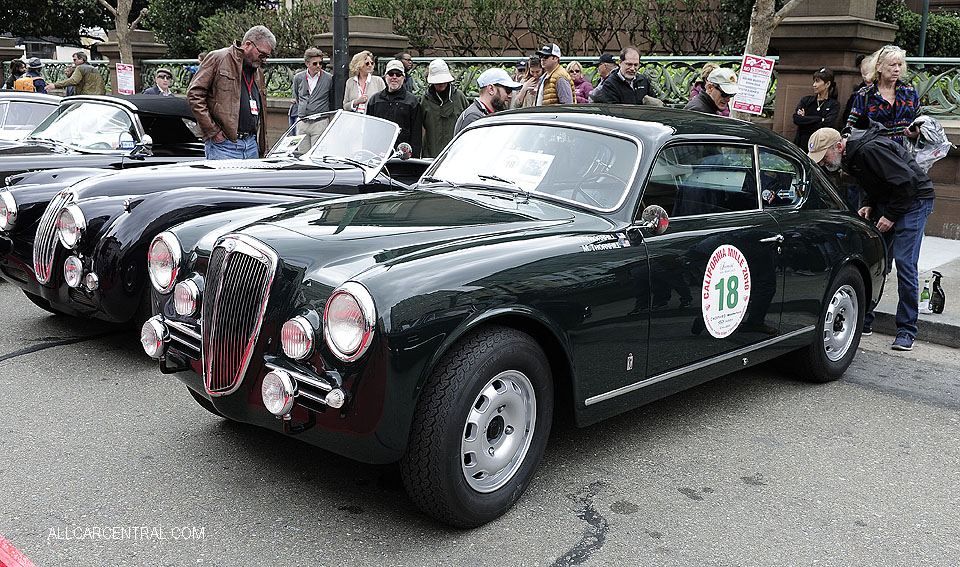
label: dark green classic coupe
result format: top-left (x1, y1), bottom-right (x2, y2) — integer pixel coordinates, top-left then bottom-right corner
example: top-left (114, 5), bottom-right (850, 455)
top-left (142, 105), bottom-right (886, 527)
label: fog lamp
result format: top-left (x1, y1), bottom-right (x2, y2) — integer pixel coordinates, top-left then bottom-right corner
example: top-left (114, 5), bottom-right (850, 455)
top-left (281, 316), bottom-right (314, 360)
top-left (140, 316), bottom-right (167, 359)
top-left (84, 272), bottom-right (99, 291)
top-left (261, 370), bottom-right (296, 416)
top-left (63, 255), bottom-right (83, 288)
top-left (174, 280), bottom-right (200, 316)
top-left (325, 388), bottom-right (346, 409)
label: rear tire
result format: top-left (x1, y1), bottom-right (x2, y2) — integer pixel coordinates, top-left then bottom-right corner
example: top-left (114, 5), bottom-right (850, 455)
top-left (400, 326), bottom-right (553, 528)
top-left (793, 265), bottom-right (865, 382)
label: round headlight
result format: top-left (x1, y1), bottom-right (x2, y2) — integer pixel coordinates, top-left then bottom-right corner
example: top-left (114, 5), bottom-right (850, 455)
top-left (281, 316), bottom-right (314, 360)
top-left (0, 190), bottom-right (17, 231)
top-left (57, 205), bottom-right (86, 249)
top-left (140, 316), bottom-right (167, 359)
top-left (261, 370), bottom-right (295, 416)
top-left (323, 282), bottom-right (376, 362)
top-left (173, 280), bottom-right (200, 316)
top-left (148, 232), bottom-right (182, 293)
top-left (63, 255), bottom-right (83, 288)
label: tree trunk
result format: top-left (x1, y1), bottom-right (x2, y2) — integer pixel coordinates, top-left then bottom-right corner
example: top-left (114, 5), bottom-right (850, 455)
top-left (98, 0), bottom-right (148, 64)
top-left (731, 0), bottom-right (806, 120)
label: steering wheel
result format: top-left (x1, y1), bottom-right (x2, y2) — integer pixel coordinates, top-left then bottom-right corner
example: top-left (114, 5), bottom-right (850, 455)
top-left (573, 172), bottom-right (628, 208)
top-left (87, 142), bottom-right (114, 150)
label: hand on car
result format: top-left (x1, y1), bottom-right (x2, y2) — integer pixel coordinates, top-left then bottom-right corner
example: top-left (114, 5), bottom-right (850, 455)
top-left (858, 206), bottom-right (872, 221)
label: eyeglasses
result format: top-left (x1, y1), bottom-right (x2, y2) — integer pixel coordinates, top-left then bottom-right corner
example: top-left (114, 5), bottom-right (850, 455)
top-left (881, 45), bottom-right (904, 52)
top-left (711, 84), bottom-right (733, 98)
top-left (253, 44), bottom-right (271, 60)
top-left (157, 74), bottom-right (172, 80)
top-left (386, 71), bottom-right (404, 77)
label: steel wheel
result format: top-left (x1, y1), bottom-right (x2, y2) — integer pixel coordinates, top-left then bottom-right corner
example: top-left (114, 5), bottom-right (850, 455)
top-left (461, 369), bottom-right (537, 493)
top-left (822, 283), bottom-right (858, 362)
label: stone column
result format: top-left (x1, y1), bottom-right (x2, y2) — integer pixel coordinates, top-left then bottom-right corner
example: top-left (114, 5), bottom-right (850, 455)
top-left (770, 0), bottom-right (895, 142)
top-left (314, 16), bottom-right (409, 59)
top-left (0, 38), bottom-right (25, 85)
top-left (96, 29), bottom-right (169, 94)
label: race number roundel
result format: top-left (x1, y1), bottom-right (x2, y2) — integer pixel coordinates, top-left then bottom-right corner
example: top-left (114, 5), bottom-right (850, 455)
top-left (701, 244), bottom-right (751, 338)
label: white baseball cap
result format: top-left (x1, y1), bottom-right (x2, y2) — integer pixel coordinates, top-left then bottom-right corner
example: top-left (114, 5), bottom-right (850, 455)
top-left (476, 68), bottom-right (522, 89)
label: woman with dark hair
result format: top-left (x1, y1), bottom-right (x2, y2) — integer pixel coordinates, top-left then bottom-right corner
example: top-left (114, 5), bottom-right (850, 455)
top-left (793, 67), bottom-right (841, 150)
top-left (512, 56), bottom-right (543, 108)
top-left (3, 60), bottom-right (26, 90)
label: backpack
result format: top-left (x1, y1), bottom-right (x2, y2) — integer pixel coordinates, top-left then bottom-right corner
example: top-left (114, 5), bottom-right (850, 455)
top-left (13, 75), bottom-right (37, 92)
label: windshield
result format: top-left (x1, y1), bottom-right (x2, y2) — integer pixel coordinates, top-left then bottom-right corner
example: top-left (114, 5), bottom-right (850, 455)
top-left (28, 101), bottom-right (137, 151)
top-left (267, 112), bottom-right (337, 157)
top-left (426, 123), bottom-right (640, 211)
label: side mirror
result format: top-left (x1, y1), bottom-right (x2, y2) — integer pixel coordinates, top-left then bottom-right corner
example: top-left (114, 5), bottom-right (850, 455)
top-left (394, 142), bottom-right (412, 161)
top-left (639, 204), bottom-right (669, 235)
top-left (140, 134), bottom-right (154, 150)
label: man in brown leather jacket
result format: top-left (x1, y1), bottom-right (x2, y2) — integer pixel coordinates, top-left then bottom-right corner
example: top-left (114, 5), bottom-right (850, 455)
top-left (187, 26), bottom-right (276, 159)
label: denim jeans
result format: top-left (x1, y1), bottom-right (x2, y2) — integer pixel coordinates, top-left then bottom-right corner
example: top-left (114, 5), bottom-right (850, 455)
top-left (204, 136), bottom-right (259, 160)
top-left (864, 198), bottom-right (935, 338)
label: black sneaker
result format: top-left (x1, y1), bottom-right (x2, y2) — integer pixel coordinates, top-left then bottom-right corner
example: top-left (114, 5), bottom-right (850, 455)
top-left (862, 326), bottom-right (873, 336)
top-left (892, 333), bottom-right (914, 351)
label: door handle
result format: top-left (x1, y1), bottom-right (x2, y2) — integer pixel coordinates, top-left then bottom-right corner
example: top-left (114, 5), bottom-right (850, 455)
top-left (759, 234), bottom-right (784, 244)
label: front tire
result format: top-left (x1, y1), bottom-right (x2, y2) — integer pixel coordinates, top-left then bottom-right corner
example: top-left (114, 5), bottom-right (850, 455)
top-left (400, 326), bottom-right (554, 528)
top-left (793, 265), bottom-right (865, 382)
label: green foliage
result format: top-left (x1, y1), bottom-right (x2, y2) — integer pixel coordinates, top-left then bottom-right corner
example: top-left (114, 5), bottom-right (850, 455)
top-left (876, 0), bottom-right (960, 58)
top-left (0, 0), bottom-right (110, 44)
top-left (145, 0), bottom-right (256, 58)
top-left (197, 3), bottom-right (330, 58)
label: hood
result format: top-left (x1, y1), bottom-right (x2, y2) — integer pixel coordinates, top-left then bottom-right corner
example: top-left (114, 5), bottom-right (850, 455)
top-left (70, 157), bottom-right (341, 200)
top-left (212, 189), bottom-right (608, 284)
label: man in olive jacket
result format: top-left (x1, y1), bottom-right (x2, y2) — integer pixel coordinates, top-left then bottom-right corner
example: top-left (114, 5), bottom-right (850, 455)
top-left (420, 59), bottom-right (468, 158)
top-left (50, 52), bottom-right (105, 95)
top-left (187, 26), bottom-right (275, 159)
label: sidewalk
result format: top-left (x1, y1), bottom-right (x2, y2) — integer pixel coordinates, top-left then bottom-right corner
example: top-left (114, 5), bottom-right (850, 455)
top-left (870, 235), bottom-right (960, 348)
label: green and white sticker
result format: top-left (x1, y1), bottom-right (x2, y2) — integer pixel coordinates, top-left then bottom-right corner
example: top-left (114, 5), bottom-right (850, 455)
top-left (701, 244), bottom-right (751, 338)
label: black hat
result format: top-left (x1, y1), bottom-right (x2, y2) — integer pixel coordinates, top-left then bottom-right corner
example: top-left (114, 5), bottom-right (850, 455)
top-left (596, 53), bottom-right (615, 65)
top-left (516, 58), bottom-right (527, 69)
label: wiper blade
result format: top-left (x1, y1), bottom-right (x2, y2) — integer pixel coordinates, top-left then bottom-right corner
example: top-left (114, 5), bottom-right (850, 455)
top-left (421, 176), bottom-right (455, 187)
top-left (477, 173), bottom-right (516, 185)
top-left (321, 155), bottom-right (367, 168)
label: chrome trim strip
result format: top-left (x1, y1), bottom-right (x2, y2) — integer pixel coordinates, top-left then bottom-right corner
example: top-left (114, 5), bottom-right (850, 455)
top-left (295, 389), bottom-right (328, 405)
top-left (584, 325), bottom-right (815, 406)
top-left (167, 319), bottom-right (201, 341)
top-left (264, 361), bottom-right (333, 393)
top-left (168, 332), bottom-right (200, 353)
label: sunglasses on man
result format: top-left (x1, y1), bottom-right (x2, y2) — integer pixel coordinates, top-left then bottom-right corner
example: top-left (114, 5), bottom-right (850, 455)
top-left (157, 74), bottom-right (172, 80)
top-left (386, 71), bottom-right (405, 77)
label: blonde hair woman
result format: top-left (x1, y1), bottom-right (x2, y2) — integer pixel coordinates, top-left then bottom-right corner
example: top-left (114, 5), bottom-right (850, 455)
top-left (343, 50), bottom-right (386, 114)
top-left (845, 45), bottom-right (918, 143)
top-left (565, 61), bottom-right (593, 103)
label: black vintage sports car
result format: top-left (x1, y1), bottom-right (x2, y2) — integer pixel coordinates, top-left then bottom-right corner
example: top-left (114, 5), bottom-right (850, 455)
top-left (0, 111), bottom-right (427, 325)
top-left (142, 106), bottom-right (886, 527)
top-left (0, 92), bottom-right (59, 143)
top-left (0, 94), bottom-right (204, 180)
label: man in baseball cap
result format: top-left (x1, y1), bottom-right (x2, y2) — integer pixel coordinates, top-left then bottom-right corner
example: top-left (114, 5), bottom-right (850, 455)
top-left (535, 43), bottom-right (574, 105)
top-left (684, 67), bottom-right (738, 115)
top-left (454, 68), bottom-right (521, 135)
top-left (807, 124), bottom-right (935, 351)
top-left (596, 53), bottom-right (616, 85)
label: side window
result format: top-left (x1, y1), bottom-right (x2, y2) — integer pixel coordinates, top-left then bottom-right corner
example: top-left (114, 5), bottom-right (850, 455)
top-left (641, 144), bottom-right (757, 218)
top-left (758, 148), bottom-right (804, 208)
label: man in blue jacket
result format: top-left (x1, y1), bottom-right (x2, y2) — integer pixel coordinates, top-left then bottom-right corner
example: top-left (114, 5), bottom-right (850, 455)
top-left (809, 125), bottom-right (936, 351)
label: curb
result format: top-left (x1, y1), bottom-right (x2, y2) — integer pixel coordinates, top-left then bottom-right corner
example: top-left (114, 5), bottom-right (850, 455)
top-left (871, 311), bottom-right (958, 348)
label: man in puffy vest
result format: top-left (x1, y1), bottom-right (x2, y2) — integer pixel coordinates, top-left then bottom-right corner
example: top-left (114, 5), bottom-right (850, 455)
top-left (535, 43), bottom-right (574, 105)
top-left (14, 58), bottom-right (47, 92)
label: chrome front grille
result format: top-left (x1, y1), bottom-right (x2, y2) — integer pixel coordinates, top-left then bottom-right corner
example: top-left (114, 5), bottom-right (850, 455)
top-left (33, 190), bottom-right (74, 284)
top-left (201, 235), bottom-right (278, 395)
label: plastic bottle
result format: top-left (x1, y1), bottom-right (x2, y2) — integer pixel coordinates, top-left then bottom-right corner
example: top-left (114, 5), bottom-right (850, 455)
top-left (930, 270), bottom-right (945, 314)
top-left (919, 279), bottom-right (932, 313)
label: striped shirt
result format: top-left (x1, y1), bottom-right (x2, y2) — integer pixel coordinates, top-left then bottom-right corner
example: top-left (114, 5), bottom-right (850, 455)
top-left (845, 81), bottom-right (919, 144)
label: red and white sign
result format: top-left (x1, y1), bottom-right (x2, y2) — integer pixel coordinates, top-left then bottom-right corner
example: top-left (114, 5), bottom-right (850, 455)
top-left (0, 534), bottom-right (36, 567)
top-left (701, 244), bottom-right (751, 338)
top-left (116, 63), bottom-right (135, 95)
top-left (731, 54), bottom-right (775, 116)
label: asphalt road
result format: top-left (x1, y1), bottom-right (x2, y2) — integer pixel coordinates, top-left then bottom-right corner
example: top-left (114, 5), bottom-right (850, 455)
top-left (1, 281), bottom-right (959, 567)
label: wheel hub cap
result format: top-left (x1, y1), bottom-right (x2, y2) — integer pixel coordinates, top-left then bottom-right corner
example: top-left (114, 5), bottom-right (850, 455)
top-left (822, 284), bottom-right (858, 362)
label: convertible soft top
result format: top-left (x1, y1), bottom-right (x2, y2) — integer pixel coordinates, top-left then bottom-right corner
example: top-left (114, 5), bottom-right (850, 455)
top-left (62, 94), bottom-right (196, 121)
